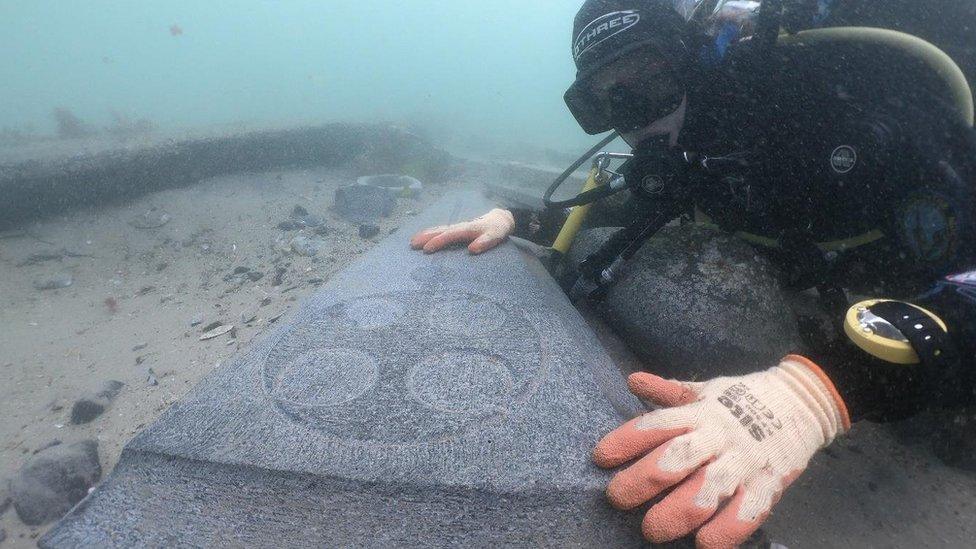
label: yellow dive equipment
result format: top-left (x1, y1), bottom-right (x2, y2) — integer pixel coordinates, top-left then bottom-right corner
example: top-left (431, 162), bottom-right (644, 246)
top-left (552, 167), bottom-right (601, 255)
top-left (844, 299), bottom-right (948, 364)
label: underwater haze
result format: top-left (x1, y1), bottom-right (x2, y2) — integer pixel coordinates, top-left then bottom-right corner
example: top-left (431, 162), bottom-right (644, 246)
top-left (0, 0), bottom-right (592, 151)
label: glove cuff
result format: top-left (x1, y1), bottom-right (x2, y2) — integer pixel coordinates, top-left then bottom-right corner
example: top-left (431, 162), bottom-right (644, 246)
top-left (780, 354), bottom-right (852, 436)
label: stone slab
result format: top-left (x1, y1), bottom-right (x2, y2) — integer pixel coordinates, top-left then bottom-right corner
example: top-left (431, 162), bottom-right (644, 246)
top-left (41, 191), bottom-right (644, 547)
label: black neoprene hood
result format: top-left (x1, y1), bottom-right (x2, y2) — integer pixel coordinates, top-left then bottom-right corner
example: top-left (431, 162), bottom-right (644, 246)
top-left (565, 0), bottom-right (692, 134)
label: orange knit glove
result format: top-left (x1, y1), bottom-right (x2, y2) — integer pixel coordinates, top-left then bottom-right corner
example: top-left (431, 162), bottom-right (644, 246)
top-left (595, 355), bottom-right (850, 548)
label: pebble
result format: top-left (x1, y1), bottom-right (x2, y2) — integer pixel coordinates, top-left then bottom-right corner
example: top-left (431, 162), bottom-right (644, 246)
top-left (70, 380), bottom-right (124, 424)
top-left (146, 368), bottom-right (158, 387)
top-left (189, 315), bottom-right (204, 327)
top-left (10, 440), bottom-right (101, 526)
top-left (271, 267), bottom-right (287, 286)
top-left (240, 307), bottom-right (259, 324)
top-left (33, 273), bottom-right (73, 290)
top-left (290, 234), bottom-right (319, 256)
top-left (132, 342), bottom-right (148, 352)
top-left (359, 224), bottom-right (380, 239)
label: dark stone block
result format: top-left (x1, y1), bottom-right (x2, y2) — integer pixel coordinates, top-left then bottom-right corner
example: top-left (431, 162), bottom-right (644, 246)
top-left (334, 184), bottom-right (396, 223)
top-left (570, 225), bottom-right (800, 379)
top-left (11, 440), bottom-right (101, 526)
top-left (41, 192), bottom-right (644, 547)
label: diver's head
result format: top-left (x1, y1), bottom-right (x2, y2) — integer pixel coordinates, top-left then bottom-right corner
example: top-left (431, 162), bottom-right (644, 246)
top-left (563, 1), bottom-right (730, 146)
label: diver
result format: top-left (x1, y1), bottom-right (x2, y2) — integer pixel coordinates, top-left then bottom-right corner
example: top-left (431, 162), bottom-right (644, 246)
top-left (411, 1), bottom-right (976, 547)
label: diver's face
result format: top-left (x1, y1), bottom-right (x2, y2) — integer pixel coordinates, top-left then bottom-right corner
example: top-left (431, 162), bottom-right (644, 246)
top-left (586, 49), bottom-right (686, 147)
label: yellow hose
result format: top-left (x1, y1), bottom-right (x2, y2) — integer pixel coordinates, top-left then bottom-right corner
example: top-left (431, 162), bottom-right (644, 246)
top-left (551, 168), bottom-right (601, 254)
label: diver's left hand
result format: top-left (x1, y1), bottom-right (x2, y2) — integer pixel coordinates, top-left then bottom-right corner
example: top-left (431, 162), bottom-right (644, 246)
top-left (409, 208), bottom-right (515, 255)
top-left (594, 355), bottom-right (850, 548)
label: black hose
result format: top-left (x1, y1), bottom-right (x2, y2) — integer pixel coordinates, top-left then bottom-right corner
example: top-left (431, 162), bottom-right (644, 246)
top-left (543, 131), bottom-right (619, 209)
top-left (756, 0), bottom-right (784, 50)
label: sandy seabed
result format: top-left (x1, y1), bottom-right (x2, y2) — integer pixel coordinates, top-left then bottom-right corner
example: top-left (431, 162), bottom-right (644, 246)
top-left (0, 166), bottom-right (451, 545)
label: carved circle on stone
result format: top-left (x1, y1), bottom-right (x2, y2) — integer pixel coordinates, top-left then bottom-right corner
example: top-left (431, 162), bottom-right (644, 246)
top-left (344, 296), bottom-right (402, 330)
top-left (260, 292), bottom-right (549, 444)
top-left (270, 348), bottom-right (378, 407)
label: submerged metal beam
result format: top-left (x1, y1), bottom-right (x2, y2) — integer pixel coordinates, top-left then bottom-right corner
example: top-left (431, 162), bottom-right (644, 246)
top-left (41, 191), bottom-right (644, 547)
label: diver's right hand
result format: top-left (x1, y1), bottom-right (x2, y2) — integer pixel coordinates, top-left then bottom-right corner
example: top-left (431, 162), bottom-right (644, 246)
top-left (409, 208), bottom-right (515, 255)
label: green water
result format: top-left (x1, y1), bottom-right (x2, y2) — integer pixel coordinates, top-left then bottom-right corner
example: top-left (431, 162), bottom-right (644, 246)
top-left (0, 0), bottom-right (591, 150)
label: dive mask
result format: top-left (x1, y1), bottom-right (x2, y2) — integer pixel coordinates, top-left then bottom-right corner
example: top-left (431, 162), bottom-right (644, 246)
top-left (565, 55), bottom-right (684, 135)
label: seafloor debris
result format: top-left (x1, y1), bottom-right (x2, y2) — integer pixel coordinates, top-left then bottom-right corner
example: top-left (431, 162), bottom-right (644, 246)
top-left (70, 380), bottom-right (124, 425)
top-left (33, 272), bottom-right (73, 290)
top-left (199, 324), bottom-right (234, 340)
top-left (289, 234), bottom-right (320, 256)
top-left (128, 208), bottom-right (171, 229)
top-left (17, 248), bottom-right (93, 267)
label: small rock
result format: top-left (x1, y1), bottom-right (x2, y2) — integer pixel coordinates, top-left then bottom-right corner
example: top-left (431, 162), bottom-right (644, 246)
top-left (95, 380), bottom-right (124, 400)
top-left (272, 267), bottom-right (287, 286)
top-left (259, 296), bottom-right (273, 307)
top-left (131, 342), bottom-right (148, 352)
top-left (146, 368), bottom-right (158, 387)
top-left (33, 273), bottom-right (73, 291)
top-left (307, 278), bottom-right (324, 286)
top-left (290, 235), bottom-right (319, 257)
top-left (334, 184), bottom-right (396, 223)
top-left (200, 325), bottom-right (234, 340)
top-left (277, 220), bottom-right (298, 231)
top-left (68, 401), bottom-right (103, 424)
top-left (155, 262), bottom-right (169, 272)
top-left (10, 440), bottom-right (101, 526)
top-left (245, 271), bottom-right (264, 282)
top-left (70, 380), bottom-right (124, 424)
top-left (189, 315), bottom-right (204, 327)
top-left (312, 225), bottom-right (331, 236)
top-left (359, 224), bottom-right (380, 239)
top-left (128, 208), bottom-right (171, 229)
top-left (240, 307), bottom-right (258, 324)
top-left (291, 205), bottom-right (309, 218)
top-left (233, 266), bottom-right (251, 274)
